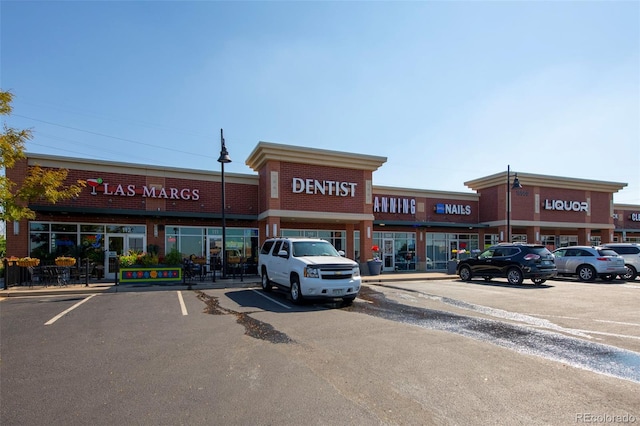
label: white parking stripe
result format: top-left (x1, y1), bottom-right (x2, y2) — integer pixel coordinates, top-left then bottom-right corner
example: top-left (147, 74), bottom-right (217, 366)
top-left (177, 291), bottom-right (188, 316)
top-left (594, 319), bottom-right (640, 327)
top-left (45, 294), bottom-right (97, 325)
top-left (251, 289), bottom-right (292, 309)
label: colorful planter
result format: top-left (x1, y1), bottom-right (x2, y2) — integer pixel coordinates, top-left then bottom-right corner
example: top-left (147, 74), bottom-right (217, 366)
top-left (119, 266), bottom-right (182, 283)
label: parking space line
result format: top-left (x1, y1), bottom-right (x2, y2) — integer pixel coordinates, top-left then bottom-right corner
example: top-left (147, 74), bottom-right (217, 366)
top-left (177, 291), bottom-right (188, 316)
top-left (594, 319), bottom-right (640, 327)
top-left (45, 294), bottom-right (97, 325)
top-left (251, 289), bottom-right (292, 309)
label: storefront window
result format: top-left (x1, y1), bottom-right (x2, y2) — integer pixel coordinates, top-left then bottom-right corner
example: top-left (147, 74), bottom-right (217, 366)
top-left (172, 227), bottom-right (205, 258)
top-left (29, 222), bottom-right (145, 263)
top-left (30, 222), bottom-right (49, 232)
top-left (541, 235), bottom-right (555, 251)
top-left (29, 232), bottom-right (50, 260)
top-left (372, 231), bottom-right (417, 271)
top-left (558, 236), bottom-right (578, 247)
top-left (168, 226), bottom-right (259, 272)
top-left (52, 233), bottom-right (77, 256)
top-left (106, 225), bottom-right (145, 234)
top-left (427, 233), bottom-right (479, 271)
top-left (484, 234), bottom-right (500, 249)
top-left (81, 225), bottom-right (105, 233)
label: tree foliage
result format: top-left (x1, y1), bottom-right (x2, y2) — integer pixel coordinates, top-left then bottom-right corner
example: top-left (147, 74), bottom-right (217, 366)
top-left (1, 90), bottom-right (86, 222)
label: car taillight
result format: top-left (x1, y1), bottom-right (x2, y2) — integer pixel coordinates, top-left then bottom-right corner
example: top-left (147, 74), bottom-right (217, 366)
top-left (524, 254), bottom-right (540, 261)
top-left (596, 257), bottom-right (612, 261)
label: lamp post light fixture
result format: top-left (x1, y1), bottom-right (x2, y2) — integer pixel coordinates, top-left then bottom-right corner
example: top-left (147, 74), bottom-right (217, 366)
top-left (506, 165), bottom-right (522, 243)
top-left (218, 129), bottom-right (232, 279)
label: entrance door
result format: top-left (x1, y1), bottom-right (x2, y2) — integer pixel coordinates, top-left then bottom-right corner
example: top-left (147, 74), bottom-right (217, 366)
top-left (382, 238), bottom-right (394, 272)
top-left (104, 234), bottom-right (146, 279)
top-left (105, 235), bottom-right (124, 280)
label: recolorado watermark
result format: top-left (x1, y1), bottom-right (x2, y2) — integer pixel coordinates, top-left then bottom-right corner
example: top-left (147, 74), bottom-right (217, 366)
top-left (576, 413), bottom-right (637, 423)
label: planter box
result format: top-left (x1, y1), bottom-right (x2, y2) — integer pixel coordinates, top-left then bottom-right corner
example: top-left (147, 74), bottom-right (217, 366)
top-left (119, 266), bottom-right (182, 283)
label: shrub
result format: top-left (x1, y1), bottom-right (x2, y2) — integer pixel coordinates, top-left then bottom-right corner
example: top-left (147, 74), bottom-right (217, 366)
top-left (139, 252), bottom-right (159, 266)
top-left (163, 248), bottom-right (183, 266)
top-left (119, 251), bottom-right (139, 267)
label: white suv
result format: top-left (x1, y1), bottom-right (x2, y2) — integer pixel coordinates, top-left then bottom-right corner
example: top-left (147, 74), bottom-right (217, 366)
top-left (552, 246), bottom-right (626, 282)
top-left (258, 237), bottom-right (361, 304)
top-left (601, 243), bottom-right (640, 281)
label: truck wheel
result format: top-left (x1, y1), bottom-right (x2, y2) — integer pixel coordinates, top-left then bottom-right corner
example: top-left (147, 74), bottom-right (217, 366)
top-left (290, 277), bottom-right (303, 305)
top-left (261, 271), bottom-right (272, 292)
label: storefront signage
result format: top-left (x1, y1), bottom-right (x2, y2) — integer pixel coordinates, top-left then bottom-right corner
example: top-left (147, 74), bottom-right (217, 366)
top-left (632, 213), bottom-right (640, 222)
top-left (373, 197), bottom-right (416, 214)
top-left (543, 199), bottom-right (589, 212)
top-left (87, 178), bottom-right (200, 200)
top-left (434, 203), bottom-right (472, 215)
top-left (292, 177), bottom-right (357, 197)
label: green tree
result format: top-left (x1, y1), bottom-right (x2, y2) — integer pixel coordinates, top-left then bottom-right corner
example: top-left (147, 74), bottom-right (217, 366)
top-left (1, 90), bottom-right (86, 222)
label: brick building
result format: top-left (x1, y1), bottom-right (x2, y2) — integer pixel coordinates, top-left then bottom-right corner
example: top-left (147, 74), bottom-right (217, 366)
top-left (6, 142), bottom-right (639, 278)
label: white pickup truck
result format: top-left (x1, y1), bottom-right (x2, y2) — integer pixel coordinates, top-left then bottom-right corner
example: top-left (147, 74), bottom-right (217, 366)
top-left (258, 237), bottom-right (361, 304)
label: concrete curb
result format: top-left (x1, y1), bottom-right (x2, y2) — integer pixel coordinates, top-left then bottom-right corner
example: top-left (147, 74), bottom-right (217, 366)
top-left (1, 273), bottom-right (456, 297)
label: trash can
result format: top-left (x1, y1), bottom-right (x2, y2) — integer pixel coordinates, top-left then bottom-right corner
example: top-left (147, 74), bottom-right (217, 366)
top-left (447, 260), bottom-right (458, 275)
top-left (367, 260), bottom-right (382, 276)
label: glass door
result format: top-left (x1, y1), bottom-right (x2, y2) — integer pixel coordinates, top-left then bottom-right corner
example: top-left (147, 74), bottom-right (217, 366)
top-left (104, 234), bottom-right (146, 279)
top-left (105, 235), bottom-right (124, 279)
top-left (382, 238), bottom-right (394, 272)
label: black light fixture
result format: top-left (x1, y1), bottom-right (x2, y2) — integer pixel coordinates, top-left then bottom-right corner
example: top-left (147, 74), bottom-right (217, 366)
top-left (506, 165), bottom-right (523, 242)
top-left (218, 129), bottom-right (232, 279)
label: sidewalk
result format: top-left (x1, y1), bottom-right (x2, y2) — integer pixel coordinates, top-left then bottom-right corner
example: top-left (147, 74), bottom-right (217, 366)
top-left (0, 272), bottom-right (456, 298)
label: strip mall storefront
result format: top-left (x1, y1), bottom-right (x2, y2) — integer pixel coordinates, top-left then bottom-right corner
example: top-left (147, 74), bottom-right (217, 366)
top-left (6, 142), bottom-right (640, 276)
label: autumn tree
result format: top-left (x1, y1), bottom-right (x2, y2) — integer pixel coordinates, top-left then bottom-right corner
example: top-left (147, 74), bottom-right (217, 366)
top-left (1, 90), bottom-right (86, 222)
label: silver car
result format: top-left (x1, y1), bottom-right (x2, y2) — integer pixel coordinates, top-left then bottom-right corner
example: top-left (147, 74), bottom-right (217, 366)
top-left (552, 246), bottom-right (626, 282)
top-left (601, 243), bottom-right (640, 281)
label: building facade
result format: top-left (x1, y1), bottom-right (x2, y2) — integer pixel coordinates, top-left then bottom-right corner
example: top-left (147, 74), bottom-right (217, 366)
top-left (6, 142), bottom-right (640, 277)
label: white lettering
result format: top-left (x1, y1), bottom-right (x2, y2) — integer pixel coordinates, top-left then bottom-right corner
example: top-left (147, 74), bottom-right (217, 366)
top-left (143, 186), bottom-right (157, 198)
top-left (291, 177), bottom-right (357, 197)
top-left (632, 213), bottom-right (640, 221)
top-left (544, 199), bottom-right (589, 212)
top-left (373, 197), bottom-right (417, 215)
top-left (113, 184), bottom-right (126, 196)
top-left (292, 178), bottom-right (304, 193)
top-left (92, 181), bottom-right (200, 201)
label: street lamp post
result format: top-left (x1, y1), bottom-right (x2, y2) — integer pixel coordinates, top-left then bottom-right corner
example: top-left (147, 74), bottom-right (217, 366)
top-left (506, 165), bottom-right (522, 243)
top-left (218, 129), bottom-right (232, 279)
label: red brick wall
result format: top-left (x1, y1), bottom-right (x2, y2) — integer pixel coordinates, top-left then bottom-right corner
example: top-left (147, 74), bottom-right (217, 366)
top-left (279, 162), bottom-right (367, 214)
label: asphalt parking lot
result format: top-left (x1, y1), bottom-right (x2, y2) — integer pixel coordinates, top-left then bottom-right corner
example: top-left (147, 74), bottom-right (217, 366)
top-left (1, 275), bottom-right (638, 425)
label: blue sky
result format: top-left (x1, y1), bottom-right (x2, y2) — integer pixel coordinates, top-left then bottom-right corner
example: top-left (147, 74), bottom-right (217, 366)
top-left (2, 0), bottom-right (639, 204)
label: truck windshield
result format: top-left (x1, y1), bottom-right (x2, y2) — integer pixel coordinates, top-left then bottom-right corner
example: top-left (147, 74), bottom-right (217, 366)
top-left (292, 241), bottom-right (339, 257)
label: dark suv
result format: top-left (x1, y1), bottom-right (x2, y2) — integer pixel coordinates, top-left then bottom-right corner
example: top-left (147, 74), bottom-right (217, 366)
top-left (457, 243), bottom-right (557, 285)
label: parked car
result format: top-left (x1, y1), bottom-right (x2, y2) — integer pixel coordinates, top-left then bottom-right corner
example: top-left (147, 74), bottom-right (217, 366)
top-left (600, 243), bottom-right (640, 281)
top-left (457, 243), bottom-right (557, 285)
top-left (258, 237), bottom-right (361, 304)
top-left (551, 246), bottom-right (626, 282)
